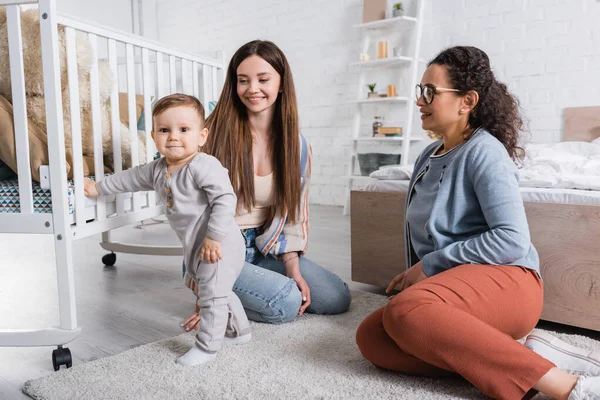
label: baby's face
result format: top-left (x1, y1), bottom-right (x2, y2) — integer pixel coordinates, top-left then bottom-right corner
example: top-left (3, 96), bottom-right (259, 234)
top-left (152, 106), bottom-right (207, 163)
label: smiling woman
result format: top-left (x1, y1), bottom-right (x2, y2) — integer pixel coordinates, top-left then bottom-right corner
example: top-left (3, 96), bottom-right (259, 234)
top-left (191, 40), bottom-right (352, 328)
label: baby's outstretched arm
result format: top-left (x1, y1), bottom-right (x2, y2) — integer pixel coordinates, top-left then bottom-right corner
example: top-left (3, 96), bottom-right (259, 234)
top-left (88, 160), bottom-right (159, 197)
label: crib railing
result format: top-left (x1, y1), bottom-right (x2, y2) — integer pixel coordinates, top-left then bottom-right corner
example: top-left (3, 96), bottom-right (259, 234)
top-left (2, 0), bottom-right (224, 238)
top-left (0, 0), bottom-right (222, 349)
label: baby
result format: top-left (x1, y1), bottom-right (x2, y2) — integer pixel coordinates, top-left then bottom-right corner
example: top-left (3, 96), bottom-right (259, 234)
top-left (84, 93), bottom-right (250, 366)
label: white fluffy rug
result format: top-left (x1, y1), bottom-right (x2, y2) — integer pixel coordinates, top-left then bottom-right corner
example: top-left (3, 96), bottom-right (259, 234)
top-left (23, 291), bottom-right (600, 400)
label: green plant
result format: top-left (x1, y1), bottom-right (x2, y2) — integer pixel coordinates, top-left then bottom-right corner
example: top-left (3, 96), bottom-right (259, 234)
top-left (367, 83), bottom-right (376, 93)
top-left (393, 2), bottom-right (403, 11)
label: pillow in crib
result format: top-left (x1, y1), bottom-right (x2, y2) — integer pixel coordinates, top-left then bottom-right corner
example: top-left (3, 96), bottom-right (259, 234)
top-left (369, 164), bottom-right (414, 180)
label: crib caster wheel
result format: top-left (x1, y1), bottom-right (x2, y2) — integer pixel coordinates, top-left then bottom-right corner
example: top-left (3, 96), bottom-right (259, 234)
top-left (102, 253), bottom-right (116, 266)
top-left (52, 346), bottom-right (72, 371)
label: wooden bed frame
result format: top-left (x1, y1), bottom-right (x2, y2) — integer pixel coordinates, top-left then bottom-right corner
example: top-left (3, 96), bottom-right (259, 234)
top-left (351, 106), bottom-right (600, 331)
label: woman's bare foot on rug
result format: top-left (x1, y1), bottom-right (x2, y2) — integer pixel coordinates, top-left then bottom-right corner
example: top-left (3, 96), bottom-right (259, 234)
top-left (176, 345), bottom-right (216, 367)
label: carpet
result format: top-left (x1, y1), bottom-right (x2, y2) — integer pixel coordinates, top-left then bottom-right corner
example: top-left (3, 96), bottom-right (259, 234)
top-left (23, 291), bottom-right (600, 400)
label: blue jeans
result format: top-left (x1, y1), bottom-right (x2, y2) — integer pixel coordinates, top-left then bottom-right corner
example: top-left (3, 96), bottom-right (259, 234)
top-left (182, 228), bottom-right (352, 324)
top-left (234, 227), bottom-right (351, 324)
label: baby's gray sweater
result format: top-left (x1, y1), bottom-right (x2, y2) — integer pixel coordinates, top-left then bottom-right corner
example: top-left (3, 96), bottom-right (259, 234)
top-left (97, 153), bottom-right (240, 275)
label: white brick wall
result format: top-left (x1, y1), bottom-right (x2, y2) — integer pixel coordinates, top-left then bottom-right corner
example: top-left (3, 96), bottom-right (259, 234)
top-left (154, 0), bottom-right (414, 205)
top-left (57, 0), bottom-right (133, 32)
top-left (153, 0), bottom-right (600, 205)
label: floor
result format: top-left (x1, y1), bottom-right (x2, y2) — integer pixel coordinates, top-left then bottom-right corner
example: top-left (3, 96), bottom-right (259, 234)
top-left (0, 205), bottom-right (382, 400)
top-left (2, 205), bottom-right (598, 399)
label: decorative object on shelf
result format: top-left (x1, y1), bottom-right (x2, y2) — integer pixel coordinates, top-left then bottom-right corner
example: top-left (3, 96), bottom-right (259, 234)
top-left (367, 83), bottom-right (378, 98)
top-left (392, 2), bottom-right (404, 17)
top-left (362, 0), bottom-right (387, 22)
top-left (375, 126), bottom-right (403, 137)
top-left (387, 84), bottom-right (397, 97)
top-left (372, 116), bottom-right (384, 137)
top-left (377, 40), bottom-right (388, 59)
top-left (345, 0), bottom-right (425, 214)
top-left (360, 53), bottom-right (370, 62)
top-left (357, 153), bottom-right (401, 176)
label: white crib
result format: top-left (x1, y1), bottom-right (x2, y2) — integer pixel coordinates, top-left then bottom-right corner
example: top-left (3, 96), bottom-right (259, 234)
top-left (0, 0), bottom-right (223, 371)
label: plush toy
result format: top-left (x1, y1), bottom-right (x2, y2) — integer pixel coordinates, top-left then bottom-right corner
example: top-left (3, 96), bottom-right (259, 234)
top-left (0, 7), bottom-right (146, 174)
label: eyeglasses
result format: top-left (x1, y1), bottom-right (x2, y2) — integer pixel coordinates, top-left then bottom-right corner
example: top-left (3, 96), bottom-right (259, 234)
top-left (415, 84), bottom-right (459, 105)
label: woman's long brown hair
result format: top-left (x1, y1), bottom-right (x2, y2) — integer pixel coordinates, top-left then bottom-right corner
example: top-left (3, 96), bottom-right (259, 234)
top-left (204, 40), bottom-right (301, 223)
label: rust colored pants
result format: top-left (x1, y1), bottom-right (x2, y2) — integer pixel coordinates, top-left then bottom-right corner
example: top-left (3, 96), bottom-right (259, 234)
top-left (356, 264), bottom-right (555, 400)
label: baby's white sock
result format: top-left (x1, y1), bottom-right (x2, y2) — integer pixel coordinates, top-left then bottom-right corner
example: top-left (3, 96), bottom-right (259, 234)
top-left (176, 345), bottom-right (216, 367)
top-left (223, 332), bottom-right (252, 345)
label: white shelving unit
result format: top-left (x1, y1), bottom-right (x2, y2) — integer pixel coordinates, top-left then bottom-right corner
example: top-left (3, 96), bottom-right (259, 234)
top-left (343, 1), bottom-right (426, 214)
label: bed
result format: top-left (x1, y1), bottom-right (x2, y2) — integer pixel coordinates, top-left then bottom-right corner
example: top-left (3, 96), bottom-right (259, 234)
top-left (351, 106), bottom-right (600, 332)
top-left (0, 0), bottom-right (222, 370)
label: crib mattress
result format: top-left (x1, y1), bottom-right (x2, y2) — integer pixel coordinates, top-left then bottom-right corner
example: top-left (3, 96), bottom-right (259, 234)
top-left (362, 180), bottom-right (600, 206)
top-left (0, 179), bottom-right (76, 214)
top-left (0, 179), bottom-right (103, 214)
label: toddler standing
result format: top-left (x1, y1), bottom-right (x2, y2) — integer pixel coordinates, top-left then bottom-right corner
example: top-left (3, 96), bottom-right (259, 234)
top-left (84, 93), bottom-right (250, 366)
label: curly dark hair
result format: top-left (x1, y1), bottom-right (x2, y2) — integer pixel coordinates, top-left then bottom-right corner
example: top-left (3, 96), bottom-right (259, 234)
top-left (429, 46), bottom-right (526, 160)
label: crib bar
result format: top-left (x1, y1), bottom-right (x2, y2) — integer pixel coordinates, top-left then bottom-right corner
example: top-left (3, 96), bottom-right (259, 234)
top-left (141, 47), bottom-right (156, 207)
top-left (181, 59), bottom-right (191, 95)
top-left (65, 27), bottom-right (86, 228)
top-left (169, 55), bottom-right (177, 94)
top-left (6, 5), bottom-right (33, 214)
top-left (107, 38), bottom-right (126, 216)
top-left (88, 33), bottom-right (107, 220)
top-left (156, 52), bottom-right (165, 98)
top-left (202, 64), bottom-right (211, 113)
top-left (216, 50), bottom-right (225, 93)
top-left (108, 40), bottom-right (122, 174)
top-left (126, 43), bottom-right (141, 212)
top-left (211, 66), bottom-right (219, 102)
top-left (38, 0), bottom-right (78, 331)
top-left (192, 62), bottom-right (199, 100)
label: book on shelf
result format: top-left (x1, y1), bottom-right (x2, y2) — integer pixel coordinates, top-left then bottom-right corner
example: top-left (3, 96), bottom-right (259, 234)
top-left (373, 127), bottom-right (403, 136)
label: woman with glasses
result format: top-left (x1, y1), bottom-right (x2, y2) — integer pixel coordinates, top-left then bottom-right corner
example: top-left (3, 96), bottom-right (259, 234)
top-left (356, 46), bottom-right (600, 399)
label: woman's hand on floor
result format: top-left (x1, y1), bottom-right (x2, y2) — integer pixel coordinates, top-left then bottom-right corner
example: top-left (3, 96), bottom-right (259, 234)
top-left (282, 252), bottom-right (311, 316)
top-left (181, 302), bottom-right (201, 331)
top-left (290, 272), bottom-right (311, 316)
top-left (386, 261), bottom-right (428, 294)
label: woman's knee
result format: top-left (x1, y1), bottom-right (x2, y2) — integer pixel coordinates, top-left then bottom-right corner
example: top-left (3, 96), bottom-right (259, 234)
top-left (356, 308), bottom-right (389, 367)
top-left (356, 308), bottom-right (382, 351)
top-left (308, 277), bottom-right (352, 315)
top-left (382, 288), bottom-right (438, 335)
top-left (258, 280), bottom-right (302, 324)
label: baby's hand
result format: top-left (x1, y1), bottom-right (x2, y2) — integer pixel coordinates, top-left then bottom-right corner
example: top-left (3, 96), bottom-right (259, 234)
top-left (83, 177), bottom-right (99, 197)
top-left (200, 238), bottom-right (222, 264)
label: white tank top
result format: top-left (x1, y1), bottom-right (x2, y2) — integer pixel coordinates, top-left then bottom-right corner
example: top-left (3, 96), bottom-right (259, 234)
top-left (235, 172), bottom-right (274, 229)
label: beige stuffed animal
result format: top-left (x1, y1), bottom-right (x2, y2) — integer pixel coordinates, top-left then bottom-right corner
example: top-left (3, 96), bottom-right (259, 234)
top-left (0, 7), bottom-right (146, 174)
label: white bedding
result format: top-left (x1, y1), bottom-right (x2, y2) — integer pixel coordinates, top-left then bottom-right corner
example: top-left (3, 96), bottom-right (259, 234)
top-left (367, 141), bottom-right (600, 191)
top-left (363, 179), bottom-right (600, 206)
top-left (518, 142), bottom-right (600, 190)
